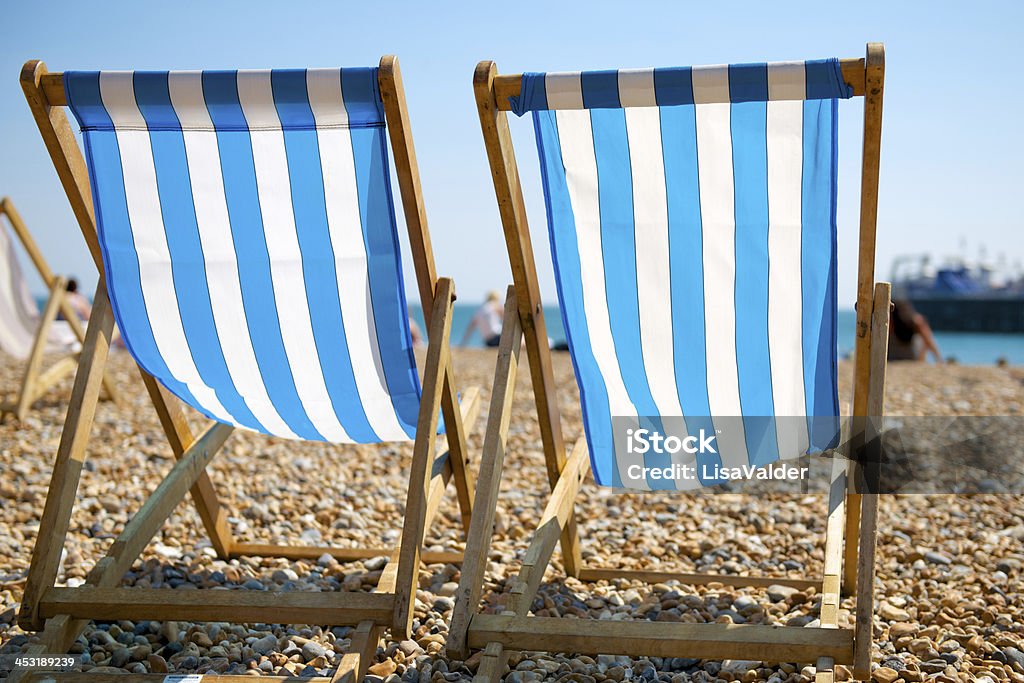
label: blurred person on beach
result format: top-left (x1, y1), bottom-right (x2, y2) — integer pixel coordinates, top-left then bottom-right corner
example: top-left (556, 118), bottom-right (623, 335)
top-left (889, 299), bottom-right (943, 362)
top-left (62, 278), bottom-right (92, 321)
top-left (409, 316), bottom-right (425, 348)
top-left (460, 291), bottom-right (502, 347)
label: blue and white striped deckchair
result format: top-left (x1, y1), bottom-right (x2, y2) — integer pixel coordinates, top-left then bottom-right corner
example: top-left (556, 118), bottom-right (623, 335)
top-left (451, 46), bottom-right (889, 680)
top-left (515, 60), bottom-right (847, 491)
top-left (19, 57), bottom-right (478, 677)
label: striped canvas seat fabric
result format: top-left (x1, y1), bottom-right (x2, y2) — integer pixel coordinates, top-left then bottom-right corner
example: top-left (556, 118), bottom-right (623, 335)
top-left (65, 68), bottom-right (421, 443)
top-left (511, 59), bottom-right (850, 489)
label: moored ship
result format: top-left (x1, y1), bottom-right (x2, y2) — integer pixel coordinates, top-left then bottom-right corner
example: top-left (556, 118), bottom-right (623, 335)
top-left (891, 255), bottom-right (1024, 333)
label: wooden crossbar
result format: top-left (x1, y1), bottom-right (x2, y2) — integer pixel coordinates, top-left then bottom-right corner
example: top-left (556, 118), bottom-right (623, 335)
top-left (39, 587), bottom-right (394, 624)
top-left (467, 615), bottom-right (855, 663)
top-left (576, 568), bottom-right (822, 591)
top-left (229, 544), bottom-right (463, 565)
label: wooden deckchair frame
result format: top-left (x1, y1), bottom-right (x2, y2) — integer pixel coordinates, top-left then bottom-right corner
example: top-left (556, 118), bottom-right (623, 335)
top-left (448, 43), bottom-right (889, 683)
top-left (14, 55), bottom-right (480, 683)
top-left (0, 198), bottom-right (121, 421)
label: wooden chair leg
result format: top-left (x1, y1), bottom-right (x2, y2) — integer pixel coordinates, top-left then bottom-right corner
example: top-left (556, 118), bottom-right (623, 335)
top-left (441, 364), bottom-right (475, 533)
top-left (392, 277), bottom-right (455, 639)
top-left (474, 642), bottom-right (507, 683)
top-left (18, 280), bottom-right (115, 631)
top-left (473, 60), bottom-right (583, 578)
top-left (332, 620), bottom-right (381, 683)
top-left (853, 282), bottom-right (890, 679)
top-left (815, 656), bottom-right (836, 683)
top-left (448, 286), bottom-right (522, 660)
top-left (13, 275), bottom-right (67, 420)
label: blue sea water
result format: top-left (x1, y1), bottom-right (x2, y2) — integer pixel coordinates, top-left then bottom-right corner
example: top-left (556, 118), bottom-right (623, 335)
top-left (439, 305), bottom-right (1024, 366)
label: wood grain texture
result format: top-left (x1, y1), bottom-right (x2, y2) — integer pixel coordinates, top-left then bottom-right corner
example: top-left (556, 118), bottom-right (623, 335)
top-left (468, 615), bottom-right (854, 662)
top-left (474, 59), bottom-right (581, 577)
top-left (448, 286), bottom-right (522, 660)
top-left (845, 42), bottom-right (885, 596)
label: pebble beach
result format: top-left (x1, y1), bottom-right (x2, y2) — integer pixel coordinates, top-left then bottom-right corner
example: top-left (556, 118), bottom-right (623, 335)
top-left (1, 348), bottom-right (1023, 683)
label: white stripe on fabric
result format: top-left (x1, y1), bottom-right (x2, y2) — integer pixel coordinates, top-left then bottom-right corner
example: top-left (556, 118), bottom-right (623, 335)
top-left (767, 61), bottom-right (806, 101)
top-left (618, 69), bottom-right (657, 108)
top-left (691, 66), bottom-right (748, 469)
top-left (98, 72), bottom-right (235, 424)
top-left (545, 73), bottom-right (584, 110)
top-left (306, 68), bottom-right (411, 442)
top-left (235, 70), bottom-right (351, 443)
top-left (767, 64), bottom-right (810, 457)
top-left (691, 65), bottom-right (730, 104)
top-left (622, 106), bottom-right (691, 487)
top-left (166, 72), bottom-right (299, 439)
top-left (554, 109), bottom-right (640, 484)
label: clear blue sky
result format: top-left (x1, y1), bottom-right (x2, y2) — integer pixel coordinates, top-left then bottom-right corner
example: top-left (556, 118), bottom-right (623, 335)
top-left (2, 1), bottom-right (1020, 308)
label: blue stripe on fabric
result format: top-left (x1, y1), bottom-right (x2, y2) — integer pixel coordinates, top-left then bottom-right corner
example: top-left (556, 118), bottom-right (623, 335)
top-left (659, 101), bottom-right (721, 484)
top-left (63, 72), bottom-right (208, 415)
top-left (533, 110), bottom-right (620, 488)
top-left (806, 59), bottom-right (854, 100)
top-left (590, 108), bottom-right (669, 489)
top-left (133, 72), bottom-right (265, 432)
top-left (271, 70), bottom-right (378, 443)
top-left (510, 73), bottom-right (547, 117)
top-left (728, 63), bottom-right (768, 103)
top-left (341, 69), bottom-right (421, 437)
top-left (336, 67), bottom-right (386, 125)
top-left (729, 96), bottom-right (779, 468)
top-left (581, 70), bottom-right (619, 109)
top-left (801, 98), bottom-right (841, 451)
top-left (653, 67), bottom-right (694, 107)
top-left (202, 70), bottom-right (325, 440)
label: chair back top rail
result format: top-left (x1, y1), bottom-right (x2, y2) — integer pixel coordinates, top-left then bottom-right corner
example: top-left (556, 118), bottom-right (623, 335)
top-left (491, 57), bottom-right (867, 109)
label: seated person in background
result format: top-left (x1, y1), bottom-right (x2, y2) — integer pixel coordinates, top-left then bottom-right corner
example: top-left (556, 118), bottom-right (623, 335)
top-left (63, 278), bottom-right (92, 321)
top-left (459, 291), bottom-right (503, 348)
top-left (889, 299), bottom-right (942, 362)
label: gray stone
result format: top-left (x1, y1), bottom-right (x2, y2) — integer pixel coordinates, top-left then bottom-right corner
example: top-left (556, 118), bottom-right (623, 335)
top-left (924, 551), bottom-right (952, 565)
top-left (252, 634), bottom-right (279, 655)
top-left (721, 660), bottom-right (760, 674)
top-left (1003, 647), bottom-right (1024, 669)
top-left (766, 584), bottom-right (799, 602)
top-left (302, 641), bottom-right (327, 661)
top-left (272, 568), bottom-right (299, 583)
top-left (110, 648), bottom-right (131, 668)
top-left (364, 556), bottom-right (389, 571)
